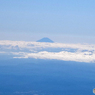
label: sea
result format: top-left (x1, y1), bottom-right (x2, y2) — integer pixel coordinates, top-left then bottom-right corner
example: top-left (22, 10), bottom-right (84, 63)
top-left (0, 58), bottom-right (95, 95)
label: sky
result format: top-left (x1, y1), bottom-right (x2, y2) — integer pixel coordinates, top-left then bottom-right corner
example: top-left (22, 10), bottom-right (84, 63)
top-left (0, 0), bottom-right (95, 43)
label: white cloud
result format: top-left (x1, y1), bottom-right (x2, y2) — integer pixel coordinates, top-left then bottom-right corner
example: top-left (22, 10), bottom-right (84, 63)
top-left (0, 40), bottom-right (95, 63)
top-left (13, 51), bottom-right (95, 63)
top-left (0, 51), bottom-right (6, 53)
top-left (0, 40), bottom-right (95, 51)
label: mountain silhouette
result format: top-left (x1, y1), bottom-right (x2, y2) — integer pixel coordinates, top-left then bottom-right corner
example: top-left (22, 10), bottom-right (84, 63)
top-left (37, 37), bottom-right (54, 43)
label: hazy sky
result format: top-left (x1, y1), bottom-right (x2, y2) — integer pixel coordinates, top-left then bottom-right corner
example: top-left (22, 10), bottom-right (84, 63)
top-left (0, 0), bottom-right (95, 43)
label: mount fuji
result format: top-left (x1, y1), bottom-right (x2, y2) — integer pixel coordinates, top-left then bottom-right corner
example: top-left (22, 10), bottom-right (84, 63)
top-left (37, 37), bottom-right (54, 43)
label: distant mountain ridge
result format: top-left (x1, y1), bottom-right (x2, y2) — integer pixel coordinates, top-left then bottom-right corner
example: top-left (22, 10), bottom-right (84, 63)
top-left (37, 37), bottom-right (54, 43)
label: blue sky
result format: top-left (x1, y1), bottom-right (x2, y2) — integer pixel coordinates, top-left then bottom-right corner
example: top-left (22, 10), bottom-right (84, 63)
top-left (0, 0), bottom-right (95, 43)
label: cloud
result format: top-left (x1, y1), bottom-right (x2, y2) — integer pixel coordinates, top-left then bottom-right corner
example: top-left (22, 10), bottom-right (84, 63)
top-left (0, 40), bottom-right (95, 63)
top-left (13, 51), bottom-right (95, 63)
top-left (0, 40), bottom-right (95, 51)
top-left (0, 51), bottom-right (6, 53)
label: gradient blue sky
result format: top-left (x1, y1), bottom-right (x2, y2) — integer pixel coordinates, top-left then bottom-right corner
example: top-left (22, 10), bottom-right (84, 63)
top-left (0, 0), bottom-right (95, 43)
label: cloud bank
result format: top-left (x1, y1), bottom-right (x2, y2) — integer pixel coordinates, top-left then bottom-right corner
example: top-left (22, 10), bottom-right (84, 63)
top-left (13, 51), bottom-right (95, 63)
top-left (0, 40), bottom-right (95, 63)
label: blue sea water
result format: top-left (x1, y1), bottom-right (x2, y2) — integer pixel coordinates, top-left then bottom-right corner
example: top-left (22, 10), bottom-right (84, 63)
top-left (0, 59), bottom-right (95, 95)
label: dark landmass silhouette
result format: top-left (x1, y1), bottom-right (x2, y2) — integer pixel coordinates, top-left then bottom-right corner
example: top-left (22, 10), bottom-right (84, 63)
top-left (37, 37), bottom-right (54, 43)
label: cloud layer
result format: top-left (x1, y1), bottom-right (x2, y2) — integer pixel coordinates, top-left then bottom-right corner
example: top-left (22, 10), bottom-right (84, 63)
top-left (0, 40), bottom-right (95, 63)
